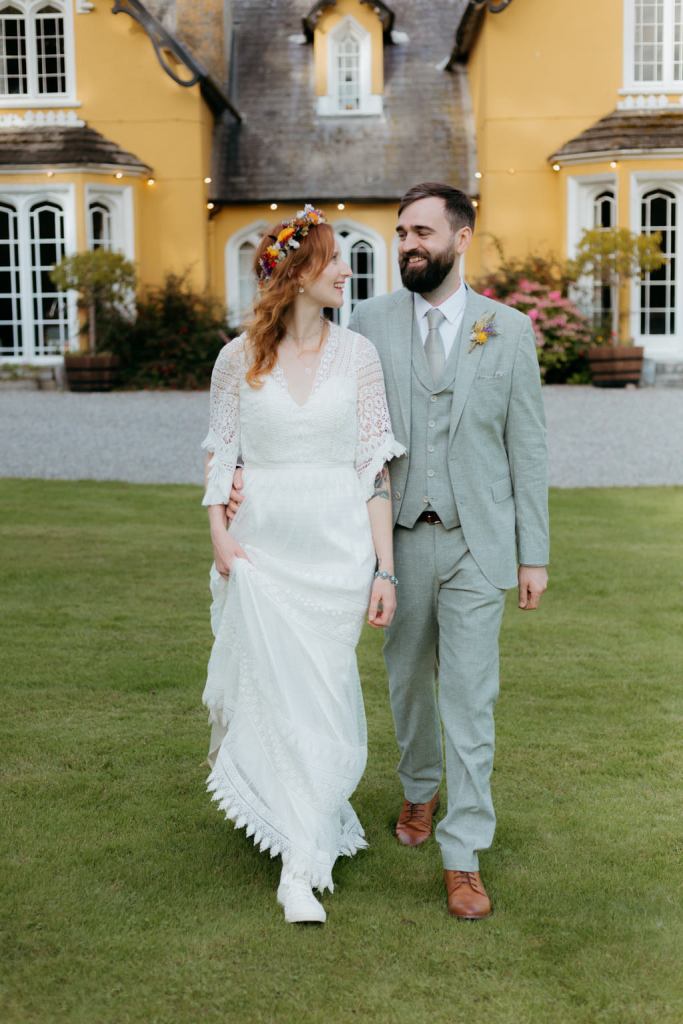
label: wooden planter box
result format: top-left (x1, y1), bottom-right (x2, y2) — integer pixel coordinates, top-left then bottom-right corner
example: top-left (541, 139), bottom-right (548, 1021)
top-left (64, 354), bottom-right (120, 392)
top-left (587, 346), bottom-right (644, 387)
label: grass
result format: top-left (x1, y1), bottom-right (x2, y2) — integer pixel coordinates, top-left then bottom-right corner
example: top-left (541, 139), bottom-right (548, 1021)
top-left (1, 479), bottom-right (682, 1024)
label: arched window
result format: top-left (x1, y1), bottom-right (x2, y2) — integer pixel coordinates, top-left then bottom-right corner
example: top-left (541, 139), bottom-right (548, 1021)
top-left (325, 224), bottom-right (386, 327)
top-left (226, 223), bottom-right (267, 328)
top-left (30, 198), bottom-right (68, 355)
top-left (318, 16), bottom-right (382, 116)
top-left (88, 200), bottom-right (114, 251)
top-left (0, 201), bottom-right (22, 357)
top-left (0, 1), bottom-right (70, 99)
top-left (626, 0), bottom-right (683, 88)
top-left (0, 6), bottom-right (27, 95)
top-left (640, 188), bottom-right (676, 335)
top-left (35, 3), bottom-right (66, 94)
top-left (592, 189), bottom-right (616, 327)
top-left (336, 29), bottom-right (360, 111)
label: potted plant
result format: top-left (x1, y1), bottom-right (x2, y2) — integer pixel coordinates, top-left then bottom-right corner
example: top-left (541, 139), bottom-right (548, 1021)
top-left (50, 250), bottom-right (137, 391)
top-left (568, 227), bottom-right (666, 386)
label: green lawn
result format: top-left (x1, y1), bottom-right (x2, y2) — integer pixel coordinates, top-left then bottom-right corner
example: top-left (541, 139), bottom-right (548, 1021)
top-left (1, 480), bottom-right (682, 1024)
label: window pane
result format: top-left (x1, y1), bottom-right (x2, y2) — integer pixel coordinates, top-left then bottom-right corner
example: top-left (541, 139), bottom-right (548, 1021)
top-left (676, 0), bottom-right (683, 79)
top-left (35, 8), bottom-right (66, 95)
top-left (0, 202), bottom-right (22, 357)
top-left (237, 240), bottom-right (256, 322)
top-left (89, 201), bottom-right (113, 251)
top-left (337, 30), bottom-right (360, 111)
top-left (640, 188), bottom-right (676, 336)
top-left (30, 200), bottom-right (69, 355)
top-left (0, 8), bottom-right (28, 96)
top-left (350, 239), bottom-right (375, 310)
top-left (591, 190), bottom-right (616, 326)
top-left (634, 0), bottom-right (664, 81)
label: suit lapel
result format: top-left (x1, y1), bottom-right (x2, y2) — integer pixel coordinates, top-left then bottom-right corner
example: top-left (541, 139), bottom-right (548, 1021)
top-left (388, 289), bottom-right (414, 440)
top-left (448, 288), bottom-right (488, 446)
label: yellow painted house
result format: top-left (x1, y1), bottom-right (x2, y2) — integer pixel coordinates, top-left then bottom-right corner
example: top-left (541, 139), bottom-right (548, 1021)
top-left (2, 0), bottom-right (682, 376)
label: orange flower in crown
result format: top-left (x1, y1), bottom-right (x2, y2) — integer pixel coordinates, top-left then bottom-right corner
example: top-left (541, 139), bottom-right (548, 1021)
top-left (258, 204), bottom-right (327, 283)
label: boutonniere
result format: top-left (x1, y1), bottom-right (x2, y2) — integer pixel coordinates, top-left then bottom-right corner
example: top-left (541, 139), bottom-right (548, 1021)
top-left (469, 313), bottom-right (500, 353)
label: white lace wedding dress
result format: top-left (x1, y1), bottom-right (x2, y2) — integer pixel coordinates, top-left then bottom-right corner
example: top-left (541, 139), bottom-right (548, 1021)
top-left (201, 322), bottom-right (405, 892)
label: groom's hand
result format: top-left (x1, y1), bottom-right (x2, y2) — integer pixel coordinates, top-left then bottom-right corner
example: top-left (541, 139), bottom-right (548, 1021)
top-left (227, 467), bottom-right (244, 521)
top-left (518, 566), bottom-right (548, 610)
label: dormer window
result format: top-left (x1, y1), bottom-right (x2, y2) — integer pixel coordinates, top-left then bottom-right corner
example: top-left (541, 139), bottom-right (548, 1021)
top-left (317, 15), bottom-right (382, 116)
top-left (0, 1), bottom-right (74, 103)
top-left (624, 0), bottom-right (683, 90)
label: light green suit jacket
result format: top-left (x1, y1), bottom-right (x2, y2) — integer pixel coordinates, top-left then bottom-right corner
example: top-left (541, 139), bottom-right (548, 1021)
top-left (348, 287), bottom-right (549, 590)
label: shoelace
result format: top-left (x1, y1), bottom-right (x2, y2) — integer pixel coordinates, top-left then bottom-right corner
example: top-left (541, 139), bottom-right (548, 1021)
top-left (449, 871), bottom-right (485, 895)
top-left (406, 803), bottom-right (431, 822)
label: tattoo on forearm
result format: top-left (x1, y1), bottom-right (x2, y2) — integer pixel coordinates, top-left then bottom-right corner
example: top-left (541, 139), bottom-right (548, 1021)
top-left (371, 465), bottom-right (390, 501)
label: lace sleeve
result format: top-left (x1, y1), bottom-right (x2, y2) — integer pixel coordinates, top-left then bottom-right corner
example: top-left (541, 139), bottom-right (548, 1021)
top-left (200, 336), bottom-right (243, 506)
top-left (354, 334), bottom-right (406, 500)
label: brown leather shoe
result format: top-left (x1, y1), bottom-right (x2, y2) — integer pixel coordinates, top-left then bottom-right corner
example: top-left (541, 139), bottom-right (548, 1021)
top-left (394, 792), bottom-right (440, 846)
top-left (444, 870), bottom-right (492, 920)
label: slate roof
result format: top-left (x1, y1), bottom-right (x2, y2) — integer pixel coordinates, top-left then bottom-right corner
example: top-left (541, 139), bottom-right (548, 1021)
top-left (213, 0), bottom-right (474, 204)
top-left (550, 108), bottom-right (683, 162)
top-left (0, 124), bottom-right (150, 171)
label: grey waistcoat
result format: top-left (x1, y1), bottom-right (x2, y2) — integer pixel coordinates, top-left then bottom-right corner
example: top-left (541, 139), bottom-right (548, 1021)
top-left (397, 318), bottom-right (460, 530)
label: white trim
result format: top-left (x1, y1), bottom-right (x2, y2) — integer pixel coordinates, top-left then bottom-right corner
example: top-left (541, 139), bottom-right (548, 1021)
top-left (0, 0), bottom-right (77, 106)
top-left (0, 181), bottom-right (78, 361)
top-left (317, 15), bottom-right (382, 117)
top-left (566, 173), bottom-right (618, 257)
top-left (0, 165), bottom-right (148, 176)
top-left (553, 148), bottom-right (683, 166)
top-left (225, 219), bottom-right (267, 327)
top-left (629, 169), bottom-right (683, 358)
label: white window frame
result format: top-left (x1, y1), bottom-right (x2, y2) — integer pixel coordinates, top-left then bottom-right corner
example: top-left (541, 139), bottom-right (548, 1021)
top-left (331, 219), bottom-right (387, 326)
top-left (629, 171), bottom-right (683, 358)
top-left (567, 174), bottom-right (619, 329)
top-left (317, 15), bottom-right (382, 116)
top-left (0, 183), bottom-right (77, 363)
top-left (226, 220), bottom-right (267, 327)
top-left (85, 184), bottom-right (134, 258)
top-left (623, 0), bottom-right (683, 92)
top-left (0, 0), bottom-right (77, 107)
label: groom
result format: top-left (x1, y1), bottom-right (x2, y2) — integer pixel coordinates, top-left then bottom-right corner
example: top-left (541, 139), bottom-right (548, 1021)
top-left (348, 182), bottom-right (549, 920)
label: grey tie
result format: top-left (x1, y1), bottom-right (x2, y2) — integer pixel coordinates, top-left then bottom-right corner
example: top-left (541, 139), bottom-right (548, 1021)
top-left (425, 307), bottom-right (446, 384)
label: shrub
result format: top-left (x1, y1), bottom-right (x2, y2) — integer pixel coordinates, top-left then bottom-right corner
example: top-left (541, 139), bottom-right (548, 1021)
top-left (103, 273), bottom-right (231, 389)
top-left (50, 250), bottom-right (137, 355)
top-left (474, 244), bottom-right (593, 383)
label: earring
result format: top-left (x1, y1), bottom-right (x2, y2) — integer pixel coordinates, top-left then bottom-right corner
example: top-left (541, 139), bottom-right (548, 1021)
top-left (298, 286), bottom-right (305, 294)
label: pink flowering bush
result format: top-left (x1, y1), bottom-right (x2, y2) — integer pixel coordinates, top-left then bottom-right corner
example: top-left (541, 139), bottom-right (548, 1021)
top-left (475, 249), bottom-right (594, 383)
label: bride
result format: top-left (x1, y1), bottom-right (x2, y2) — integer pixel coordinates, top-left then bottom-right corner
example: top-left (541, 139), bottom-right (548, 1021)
top-left (201, 205), bottom-right (405, 924)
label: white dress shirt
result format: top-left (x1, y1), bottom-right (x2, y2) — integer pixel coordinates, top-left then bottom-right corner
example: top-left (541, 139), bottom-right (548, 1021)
top-left (414, 281), bottom-right (468, 360)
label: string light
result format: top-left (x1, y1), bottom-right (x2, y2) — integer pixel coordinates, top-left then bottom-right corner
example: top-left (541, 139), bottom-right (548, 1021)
top-left (207, 202), bottom-right (215, 211)
top-left (552, 163), bottom-right (561, 172)
top-left (337, 202), bottom-right (345, 211)
top-left (204, 176), bottom-right (212, 184)
top-left (472, 199), bottom-right (479, 208)
top-left (46, 170), bottom-right (54, 177)
top-left (270, 202), bottom-right (278, 210)
top-left (609, 160), bottom-right (618, 169)
top-left (114, 171), bottom-right (124, 179)
top-left (474, 171), bottom-right (482, 180)
top-left (147, 177), bottom-right (156, 186)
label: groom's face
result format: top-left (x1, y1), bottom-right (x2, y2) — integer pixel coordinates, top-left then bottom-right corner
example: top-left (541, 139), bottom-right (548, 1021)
top-left (396, 197), bottom-right (468, 293)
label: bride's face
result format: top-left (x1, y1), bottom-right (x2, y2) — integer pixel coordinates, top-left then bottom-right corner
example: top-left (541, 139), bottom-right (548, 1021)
top-left (302, 246), bottom-right (352, 309)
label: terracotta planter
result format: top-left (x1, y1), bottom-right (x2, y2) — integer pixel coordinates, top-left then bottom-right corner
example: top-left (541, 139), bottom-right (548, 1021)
top-left (587, 346), bottom-right (644, 387)
top-left (64, 354), bottom-right (120, 392)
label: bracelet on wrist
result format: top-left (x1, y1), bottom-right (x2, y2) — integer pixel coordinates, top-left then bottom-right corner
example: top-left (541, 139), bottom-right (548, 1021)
top-left (374, 569), bottom-right (398, 586)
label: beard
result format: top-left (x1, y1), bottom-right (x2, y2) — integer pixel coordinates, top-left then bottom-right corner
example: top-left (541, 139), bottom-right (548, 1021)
top-left (399, 246), bottom-right (456, 293)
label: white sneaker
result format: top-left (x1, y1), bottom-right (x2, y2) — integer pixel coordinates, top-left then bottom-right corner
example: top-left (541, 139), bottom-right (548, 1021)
top-left (277, 873), bottom-right (326, 924)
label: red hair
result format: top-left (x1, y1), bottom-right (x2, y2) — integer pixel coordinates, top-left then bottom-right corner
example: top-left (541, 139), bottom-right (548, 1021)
top-left (245, 219), bottom-right (335, 388)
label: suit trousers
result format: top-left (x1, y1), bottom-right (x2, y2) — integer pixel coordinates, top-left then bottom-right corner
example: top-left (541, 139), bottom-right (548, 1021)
top-left (384, 520), bottom-right (506, 871)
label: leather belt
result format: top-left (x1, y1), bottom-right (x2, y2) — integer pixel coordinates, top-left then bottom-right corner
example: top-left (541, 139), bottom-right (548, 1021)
top-left (417, 510), bottom-right (442, 525)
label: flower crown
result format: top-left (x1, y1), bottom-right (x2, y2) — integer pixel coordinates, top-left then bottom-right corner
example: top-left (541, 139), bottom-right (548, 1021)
top-left (257, 203), bottom-right (327, 283)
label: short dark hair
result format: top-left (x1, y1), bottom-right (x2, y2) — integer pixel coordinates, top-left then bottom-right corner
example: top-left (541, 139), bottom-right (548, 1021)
top-left (398, 182), bottom-right (476, 232)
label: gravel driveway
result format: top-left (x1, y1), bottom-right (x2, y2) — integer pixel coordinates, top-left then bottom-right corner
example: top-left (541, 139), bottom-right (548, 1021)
top-left (1, 387), bottom-right (682, 488)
